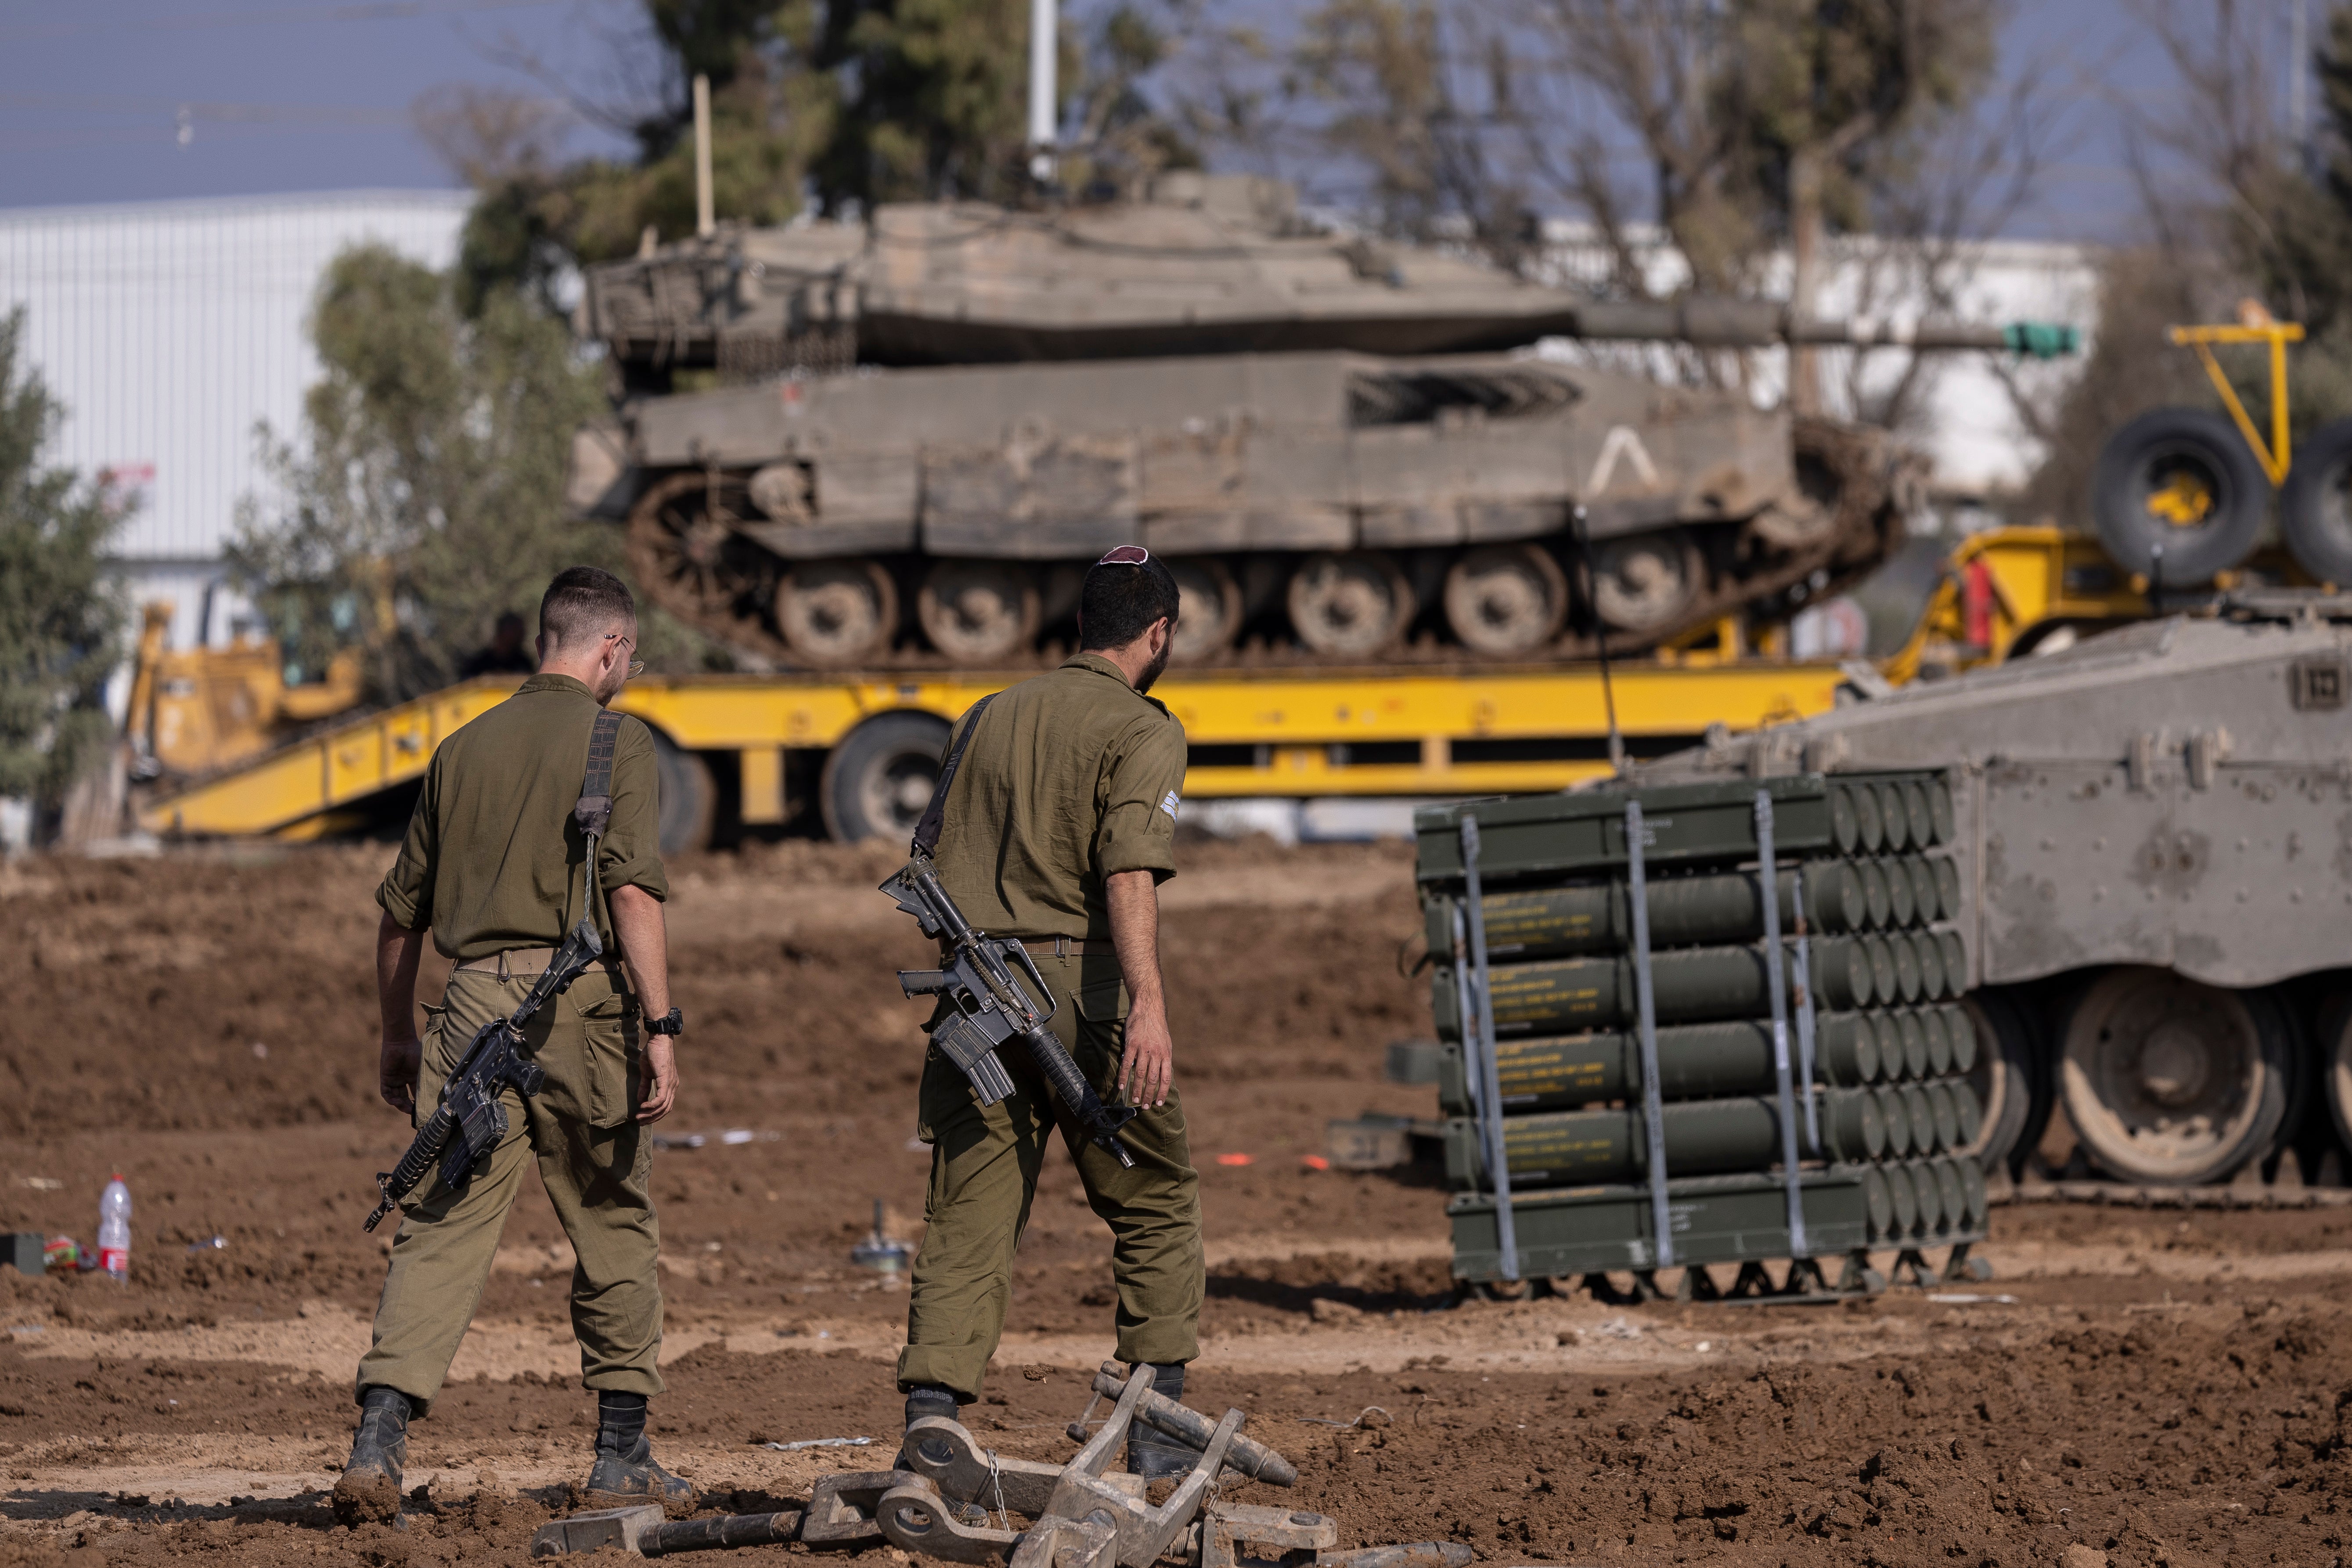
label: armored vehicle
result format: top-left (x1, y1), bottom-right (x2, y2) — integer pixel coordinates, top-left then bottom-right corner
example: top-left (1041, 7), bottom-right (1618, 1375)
top-left (1636, 590), bottom-right (2352, 1190)
top-left (571, 174), bottom-right (2071, 670)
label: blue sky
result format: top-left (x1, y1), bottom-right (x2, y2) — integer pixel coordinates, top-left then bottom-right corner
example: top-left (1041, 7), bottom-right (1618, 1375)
top-left (0, 0), bottom-right (2306, 243)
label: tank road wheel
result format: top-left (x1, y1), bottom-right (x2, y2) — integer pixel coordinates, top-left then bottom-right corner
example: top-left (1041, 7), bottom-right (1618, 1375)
top-left (627, 472), bottom-right (762, 620)
top-left (2278, 418), bottom-right (2352, 585)
top-left (774, 559), bottom-right (897, 667)
top-left (1166, 557), bottom-right (1243, 663)
top-left (647, 727), bottom-right (716, 857)
top-left (2058, 967), bottom-right (2294, 1186)
top-left (918, 560), bottom-right (1042, 663)
top-left (2090, 408), bottom-right (2267, 583)
top-left (1590, 529), bottom-right (1704, 638)
top-left (1748, 446), bottom-right (1846, 549)
top-left (1444, 544), bottom-right (1569, 656)
top-left (1286, 551), bottom-right (1412, 656)
top-left (1960, 988), bottom-right (2048, 1177)
top-left (819, 710), bottom-right (952, 843)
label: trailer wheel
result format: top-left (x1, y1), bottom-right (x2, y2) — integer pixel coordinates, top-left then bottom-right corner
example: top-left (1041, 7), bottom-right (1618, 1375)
top-left (2090, 407), bottom-right (2267, 583)
top-left (648, 728), bottom-right (715, 857)
top-left (2278, 416), bottom-right (2352, 585)
top-left (2058, 967), bottom-right (2294, 1185)
top-left (821, 710), bottom-right (952, 843)
top-left (1960, 989), bottom-right (2044, 1176)
top-left (2316, 994), bottom-right (2352, 1153)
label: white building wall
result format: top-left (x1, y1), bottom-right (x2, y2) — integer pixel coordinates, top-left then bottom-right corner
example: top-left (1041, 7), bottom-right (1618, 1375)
top-left (0, 190), bottom-right (472, 650)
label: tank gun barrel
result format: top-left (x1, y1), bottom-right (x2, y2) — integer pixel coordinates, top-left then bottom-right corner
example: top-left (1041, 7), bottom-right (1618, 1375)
top-left (1570, 299), bottom-right (2078, 358)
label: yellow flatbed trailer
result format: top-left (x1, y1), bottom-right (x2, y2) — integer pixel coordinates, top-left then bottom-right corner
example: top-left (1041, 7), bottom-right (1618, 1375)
top-left (134, 660), bottom-right (1849, 847)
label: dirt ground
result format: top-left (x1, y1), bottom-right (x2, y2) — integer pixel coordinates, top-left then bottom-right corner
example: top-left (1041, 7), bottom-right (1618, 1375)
top-left (5, 841), bottom-right (2352, 1568)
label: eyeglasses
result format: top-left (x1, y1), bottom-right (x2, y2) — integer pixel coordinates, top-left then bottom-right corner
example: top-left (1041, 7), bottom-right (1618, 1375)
top-left (1095, 545), bottom-right (1150, 566)
top-left (606, 631), bottom-right (646, 679)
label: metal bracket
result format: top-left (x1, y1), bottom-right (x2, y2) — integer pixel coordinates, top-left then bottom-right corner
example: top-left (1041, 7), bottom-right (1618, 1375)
top-left (1457, 816), bottom-right (1519, 1283)
top-left (1624, 799), bottom-right (1673, 1269)
top-left (1755, 791), bottom-right (1808, 1261)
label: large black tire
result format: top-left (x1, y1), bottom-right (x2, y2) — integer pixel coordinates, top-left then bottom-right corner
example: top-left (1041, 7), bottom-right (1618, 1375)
top-left (1961, 987), bottom-right (2048, 1177)
top-left (2090, 407), bottom-right (2268, 584)
top-left (647, 727), bottom-right (716, 857)
top-left (819, 710), bottom-right (952, 844)
top-left (2279, 417), bottom-right (2352, 585)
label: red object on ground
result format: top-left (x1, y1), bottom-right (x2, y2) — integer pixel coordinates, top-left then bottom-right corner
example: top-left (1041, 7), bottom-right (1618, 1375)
top-left (1215, 1153), bottom-right (1254, 1167)
top-left (1299, 1155), bottom-right (1332, 1171)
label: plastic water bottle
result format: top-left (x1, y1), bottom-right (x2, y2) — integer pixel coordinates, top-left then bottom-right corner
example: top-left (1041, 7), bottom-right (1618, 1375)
top-left (97, 1175), bottom-right (130, 1283)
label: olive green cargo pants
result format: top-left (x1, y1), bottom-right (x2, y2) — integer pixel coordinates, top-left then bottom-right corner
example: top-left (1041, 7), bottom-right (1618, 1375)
top-left (897, 952), bottom-right (1203, 1403)
top-left (355, 964), bottom-right (664, 1415)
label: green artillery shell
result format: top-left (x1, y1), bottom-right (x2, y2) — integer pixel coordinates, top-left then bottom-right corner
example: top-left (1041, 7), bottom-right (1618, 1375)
top-left (1945, 1005), bottom-right (1979, 1074)
top-left (1939, 931), bottom-right (1966, 994)
top-left (1444, 1089), bottom-right (1885, 1187)
top-left (1440, 1013), bottom-right (1887, 1114)
top-left (1862, 937), bottom-right (1898, 1006)
top-left (1925, 1081), bottom-right (1960, 1153)
top-left (1930, 1159), bottom-right (1966, 1235)
top-left (1921, 1006), bottom-right (1954, 1076)
top-left (1891, 933), bottom-right (1923, 1003)
top-left (1928, 778), bottom-right (1955, 846)
top-left (1899, 1085), bottom-right (1937, 1153)
top-left (1904, 858), bottom-right (1938, 930)
top-left (1949, 1079), bottom-right (1984, 1148)
top-left (1902, 781), bottom-right (1933, 852)
top-left (1441, 937), bottom-right (1878, 1037)
top-left (1883, 858), bottom-right (1916, 928)
top-left (1931, 856), bottom-right (1960, 922)
top-left (1813, 937), bottom-right (1875, 1010)
top-left (1866, 1013), bottom-right (1899, 1082)
top-left (1884, 1162), bottom-right (1920, 1237)
top-left (1847, 781), bottom-right (1884, 853)
top-left (1863, 1164), bottom-right (1895, 1242)
top-left (1916, 930), bottom-right (1948, 1002)
top-left (1893, 1010), bottom-right (1928, 1082)
top-left (1428, 861), bottom-right (1874, 962)
top-left (1875, 1086), bottom-right (1914, 1156)
top-left (1957, 1158), bottom-right (1990, 1229)
top-left (1910, 1158), bottom-right (1948, 1234)
top-left (1878, 781), bottom-right (1912, 852)
top-left (1859, 861), bottom-right (1892, 928)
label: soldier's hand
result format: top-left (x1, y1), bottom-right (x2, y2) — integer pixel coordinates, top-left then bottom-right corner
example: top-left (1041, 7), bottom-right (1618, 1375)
top-left (379, 1036), bottom-right (421, 1116)
top-left (637, 1035), bottom-right (679, 1123)
top-left (1119, 1009), bottom-right (1175, 1109)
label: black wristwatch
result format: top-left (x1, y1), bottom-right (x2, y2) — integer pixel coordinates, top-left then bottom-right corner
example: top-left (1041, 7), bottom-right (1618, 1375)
top-left (645, 1007), bottom-right (684, 1037)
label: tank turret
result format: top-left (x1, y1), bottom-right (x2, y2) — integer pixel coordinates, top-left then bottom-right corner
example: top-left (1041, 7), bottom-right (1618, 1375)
top-left (569, 176), bottom-right (2074, 670)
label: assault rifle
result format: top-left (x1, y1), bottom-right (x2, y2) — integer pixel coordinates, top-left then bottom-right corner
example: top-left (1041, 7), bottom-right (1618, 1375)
top-left (882, 852), bottom-right (1139, 1168)
top-left (362, 916), bottom-right (605, 1231)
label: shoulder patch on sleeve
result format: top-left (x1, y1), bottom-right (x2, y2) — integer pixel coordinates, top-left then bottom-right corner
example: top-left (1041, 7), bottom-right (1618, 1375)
top-left (1159, 789), bottom-right (1181, 820)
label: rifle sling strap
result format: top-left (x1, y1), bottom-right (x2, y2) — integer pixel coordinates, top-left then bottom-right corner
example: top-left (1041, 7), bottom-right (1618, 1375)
top-left (571, 709), bottom-right (625, 927)
top-left (910, 694), bottom-right (996, 857)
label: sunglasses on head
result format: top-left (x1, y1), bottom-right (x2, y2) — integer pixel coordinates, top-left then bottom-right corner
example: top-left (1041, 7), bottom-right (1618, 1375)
top-left (1095, 545), bottom-right (1150, 566)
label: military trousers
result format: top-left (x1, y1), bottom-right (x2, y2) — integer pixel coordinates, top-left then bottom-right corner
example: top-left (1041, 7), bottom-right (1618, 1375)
top-left (354, 964), bottom-right (664, 1415)
top-left (897, 951), bottom-right (1203, 1403)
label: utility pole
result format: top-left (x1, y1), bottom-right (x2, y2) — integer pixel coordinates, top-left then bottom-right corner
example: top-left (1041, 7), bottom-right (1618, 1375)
top-left (1027, 0), bottom-right (1056, 183)
top-left (694, 72), bottom-right (715, 237)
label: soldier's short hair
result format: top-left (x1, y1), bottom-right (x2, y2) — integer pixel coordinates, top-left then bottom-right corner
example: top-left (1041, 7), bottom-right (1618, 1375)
top-left (1078, 550), bottom-right (1180, 650)
top-left (539, 566), bottom-right (637, 650)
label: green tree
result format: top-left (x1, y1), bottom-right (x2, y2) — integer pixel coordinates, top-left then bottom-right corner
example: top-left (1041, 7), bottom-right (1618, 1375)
top-left (229, 247), bottom-right (610, 699)
top-left (0, 307), bottom-right (123, 818)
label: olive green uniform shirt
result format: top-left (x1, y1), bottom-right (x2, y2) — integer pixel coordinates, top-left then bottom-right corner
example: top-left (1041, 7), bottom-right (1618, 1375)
top-left (928, 652), bottom-right (1187, 940)
top-left (377, 673), bottom-right (669, 958)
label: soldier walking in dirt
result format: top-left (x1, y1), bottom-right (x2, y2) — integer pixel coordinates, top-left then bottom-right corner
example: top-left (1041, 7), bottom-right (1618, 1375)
top-left (896, 546), bottom-right (1206, 1477)
top-left (335, 566), bottom-right (695, 1525)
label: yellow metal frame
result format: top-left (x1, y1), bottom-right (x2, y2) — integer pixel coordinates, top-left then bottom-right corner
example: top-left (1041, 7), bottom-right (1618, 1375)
top-left (2168, 319), bottom-right (2305, 486)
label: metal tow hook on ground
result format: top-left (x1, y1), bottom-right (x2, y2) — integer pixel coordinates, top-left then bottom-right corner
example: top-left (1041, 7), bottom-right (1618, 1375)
top-left (528, 1362), bottom-right (1477, 1566)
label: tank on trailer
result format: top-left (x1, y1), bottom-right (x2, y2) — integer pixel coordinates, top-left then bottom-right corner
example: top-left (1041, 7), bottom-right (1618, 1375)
top-left (570, 174), bottom-right (2073, 671)
top-left (1637, 590), bottom-right (2352, 1189)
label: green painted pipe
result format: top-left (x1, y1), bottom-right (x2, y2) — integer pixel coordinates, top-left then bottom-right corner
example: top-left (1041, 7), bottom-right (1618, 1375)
top-left (1434, 1012), bottom-right (1884, 1114)
top-left (1441, 1088), bottom-right (1885, 1188)
top-left (1433, 937), bottom-right (1877, 1037)
top-left (1422, 861), bottom-right (1873, 961)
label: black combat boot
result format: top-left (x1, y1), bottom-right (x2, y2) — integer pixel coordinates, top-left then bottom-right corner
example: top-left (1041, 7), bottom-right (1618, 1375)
top-left (1124, 1362), bottom-right (1201, 1480)
top-left (902, 1384), bottom-right (961, 1431)
top-left (581, 1391), bottom-right (697, 1518)
top-left (331, 1386), bottom-right (411, 1525)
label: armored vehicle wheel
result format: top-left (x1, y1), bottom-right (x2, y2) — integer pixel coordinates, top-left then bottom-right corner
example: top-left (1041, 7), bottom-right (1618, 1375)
top-left (1286, 552), bottom-right (1412, 656)
top-left (820, 710), bottom-right (952, 843)
top-left (1443, 544), bottom-right (1568, 655)
top-left (648, 728), bottom-right (715, 856)
top-left (2317, 994), bottom-right (2352, 1153)
top-left (2278, 417), bottom-right (2352, 585)
top-left (2058, 967), bottom-right (2294, 1185)
top-left (2090, 407), bottom-right (2267, 582)
top-left (1590, 530), bottom-right (1703, 636)
top-left (775, 560), bottom-right (897, 667)
top-left (1166, 557), bottom-right (1242, 663)
top-left (918, 561), bottom-right (1041, 662)
top-left (628, 473), bottom-right (765, 620)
